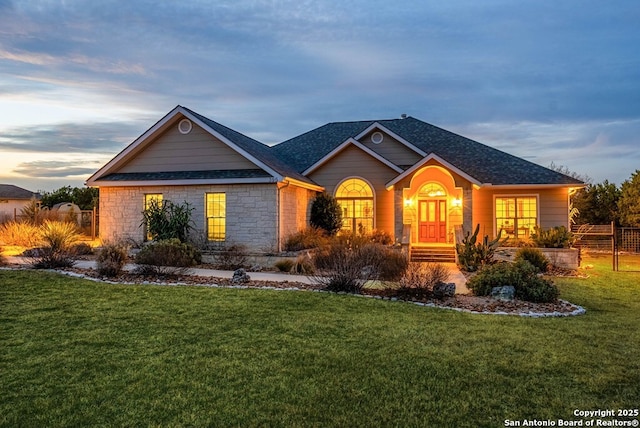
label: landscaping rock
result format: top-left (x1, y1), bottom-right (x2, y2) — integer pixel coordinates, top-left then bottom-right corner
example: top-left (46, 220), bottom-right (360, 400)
top-left (490, 285), bottom-right (516, 301)
top-left (232, 268), bottom-right (251, 283)
top-left (433, 282), bottom-right (456, 298)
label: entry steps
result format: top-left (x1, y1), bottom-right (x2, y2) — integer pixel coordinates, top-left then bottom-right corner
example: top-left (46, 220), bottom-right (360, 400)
top-left (410, 245), bottom-right (457, 263)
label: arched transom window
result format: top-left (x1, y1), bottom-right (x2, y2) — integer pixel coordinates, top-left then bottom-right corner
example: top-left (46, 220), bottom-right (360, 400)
top-left (418, 182), bottom-right (447, 198)
top-left (335, 178), bottom-right (374, 234)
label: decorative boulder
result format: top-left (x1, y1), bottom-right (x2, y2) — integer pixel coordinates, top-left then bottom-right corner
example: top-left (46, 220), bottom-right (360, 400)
top-left (232, 268), bottom-right (251, 283)
top-left (491, 285), bottom-right (516, 301)
top-left (433, 282), bottom-right (456, 299)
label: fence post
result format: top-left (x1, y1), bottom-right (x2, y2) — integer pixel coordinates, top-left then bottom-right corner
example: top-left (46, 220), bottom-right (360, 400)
top-left (612, 221), bottom-right (618, 271)
top-left (92, 207), bottom-right (97, 241)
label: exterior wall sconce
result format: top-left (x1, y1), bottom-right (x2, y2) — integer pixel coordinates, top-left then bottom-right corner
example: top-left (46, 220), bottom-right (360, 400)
top-left (404, 198), bottom-right (413, 207)
top-left (451, 197), bottom-right (462, 207)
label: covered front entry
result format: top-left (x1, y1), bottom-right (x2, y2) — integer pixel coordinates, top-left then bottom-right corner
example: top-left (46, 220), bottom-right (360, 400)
top-left (418, 199), bottom-right (447, 243)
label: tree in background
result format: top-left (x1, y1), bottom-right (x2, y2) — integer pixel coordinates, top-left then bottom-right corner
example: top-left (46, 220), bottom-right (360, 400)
top-left (572, 181), bottom-right (621, 225)
top-left (618, 170), bottom-right (640, 227)
top-left (40, 186), bottom-right (99, 210)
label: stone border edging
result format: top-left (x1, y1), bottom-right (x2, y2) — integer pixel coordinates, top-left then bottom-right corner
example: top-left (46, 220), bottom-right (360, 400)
top-left (2, 267), bottom-right (586, 318)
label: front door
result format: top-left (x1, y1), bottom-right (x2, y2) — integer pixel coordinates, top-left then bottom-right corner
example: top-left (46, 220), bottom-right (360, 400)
top-left (419, 199), bottom-right (447, 243)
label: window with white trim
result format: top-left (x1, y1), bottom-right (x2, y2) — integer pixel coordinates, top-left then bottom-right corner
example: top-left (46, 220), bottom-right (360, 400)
top-left (206, 193), bottom-right (226, 242)
top-left (495, 196), bottom-right (537, 239)
top-left (335, 178), bottom-right (374, 234)
top-left (144, 193), bottom-right (163, 241)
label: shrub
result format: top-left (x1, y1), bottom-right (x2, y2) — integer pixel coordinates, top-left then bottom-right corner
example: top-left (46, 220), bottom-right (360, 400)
top-left (284, 227), bottom-right (328, 251)
top-left (275, 256), bottom-right (315, 274)
top-left (396, 262), bottom-right (450, 299)
top-left (211, 243), bottom-right (248, 270)
top-left (466, 260), bottom-right (559, 303)
top-left (0, 221), bottom-right (42, 247)
top-left (96, 242), bottom-right (129, 277)
top-left (274, 259), bottom-right (294, 272)
top-left (310, 193), bottom-right (343, 236)
top-left (357, 244), bottom-right (408, 281)
top-left (531, 226), bottom-right (575, 248)
top-left (514, 247), bottom-right (549, 273)
top-left (366, 229), bottom-right (394, 245)
top-left (30, 221), bottom-right (80, 269)
top-left (70, 242), bottom-right (94, 256)
top-left (141, 199), bottom-right (195, 243)
top-left (134, 239), bottom-right (202, 276)
top-left (311, 238), bottom-right (406, 292)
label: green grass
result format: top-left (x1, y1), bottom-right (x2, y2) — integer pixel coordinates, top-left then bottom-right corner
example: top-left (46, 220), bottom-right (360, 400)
top-left (1, 255), bottom-right (639, 427)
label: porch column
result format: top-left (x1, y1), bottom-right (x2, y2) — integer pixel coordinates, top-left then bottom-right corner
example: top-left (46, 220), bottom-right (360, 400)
top-left (463, 187), bottom-right (473, 234)
top-left (394, 189), bottom-right (404, 241)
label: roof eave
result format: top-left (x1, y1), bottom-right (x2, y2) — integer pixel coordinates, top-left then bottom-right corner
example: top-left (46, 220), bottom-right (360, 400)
top-left (87, 177), bottom-right (279, 187)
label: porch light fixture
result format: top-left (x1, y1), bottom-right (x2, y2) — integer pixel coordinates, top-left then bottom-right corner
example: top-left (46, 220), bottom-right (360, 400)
top-left (452, 197), bottom-right (462, 207)
top-left (404, 198), bottom-right (413, 207)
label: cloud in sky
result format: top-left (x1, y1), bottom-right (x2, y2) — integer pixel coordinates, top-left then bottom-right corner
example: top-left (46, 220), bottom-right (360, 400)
top-left (0, 0), bottom-right (639, 191)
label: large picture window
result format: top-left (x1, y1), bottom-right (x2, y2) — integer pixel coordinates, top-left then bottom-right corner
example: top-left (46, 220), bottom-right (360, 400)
top-left (335, 178), bottom-right (374, 234)
top-left (206, 193), bottom-right (226, 242)
top-left (495, 196), bottom-right (537, 239)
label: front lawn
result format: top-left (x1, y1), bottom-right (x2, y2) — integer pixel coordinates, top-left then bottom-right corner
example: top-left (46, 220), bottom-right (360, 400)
top-left (1, 254), bottom-right (639, 427)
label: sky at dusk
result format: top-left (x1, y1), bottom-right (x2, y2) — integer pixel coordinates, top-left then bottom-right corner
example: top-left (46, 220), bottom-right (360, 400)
top-left (1, 0), bottom-right (639, 192)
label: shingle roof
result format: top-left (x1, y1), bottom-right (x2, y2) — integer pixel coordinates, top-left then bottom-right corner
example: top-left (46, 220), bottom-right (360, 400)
top-left (271, 117), bottom-right (584, 186)
top-left (0, 184), bottom-right (40, 199)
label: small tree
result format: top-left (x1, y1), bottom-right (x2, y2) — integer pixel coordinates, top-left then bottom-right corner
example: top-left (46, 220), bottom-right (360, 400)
top-left (310, 193), bottom-right (343, 236)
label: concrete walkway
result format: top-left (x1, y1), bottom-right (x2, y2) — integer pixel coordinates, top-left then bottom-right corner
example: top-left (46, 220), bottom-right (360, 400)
top-left (5, 256), bottom-right (469, 294)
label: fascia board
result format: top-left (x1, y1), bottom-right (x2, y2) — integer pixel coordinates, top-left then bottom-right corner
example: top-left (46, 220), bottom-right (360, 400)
top-left (87, 177), bottom-right (278, 187)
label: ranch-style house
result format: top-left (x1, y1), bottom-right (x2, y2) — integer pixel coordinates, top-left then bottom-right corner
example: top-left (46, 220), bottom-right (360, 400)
top-left (87, 106), bottom-right (584, 254)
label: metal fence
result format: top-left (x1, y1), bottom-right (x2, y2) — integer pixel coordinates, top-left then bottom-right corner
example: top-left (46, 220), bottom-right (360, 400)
top-left (618, 227), bottom-right (640, 253)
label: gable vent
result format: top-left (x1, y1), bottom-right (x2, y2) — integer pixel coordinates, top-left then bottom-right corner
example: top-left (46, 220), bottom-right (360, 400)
top-left (178, 118), bottom-right (193, 134)
top-left (371, 131), bottom-right (384, 144)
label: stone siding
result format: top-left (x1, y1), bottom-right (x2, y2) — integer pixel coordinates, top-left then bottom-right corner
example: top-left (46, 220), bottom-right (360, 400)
top-left (99, 184), bottom-right (278, 251)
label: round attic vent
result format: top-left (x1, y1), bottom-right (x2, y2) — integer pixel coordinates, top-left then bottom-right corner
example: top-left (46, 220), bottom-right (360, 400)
top-left (178, 119), bottom-right (193, 134)
top-left (371, 131), bottom-right (384, 144)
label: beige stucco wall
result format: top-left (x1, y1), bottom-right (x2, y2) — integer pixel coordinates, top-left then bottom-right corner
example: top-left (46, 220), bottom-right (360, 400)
top-left (99, 183), bottom-right (279, 252)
